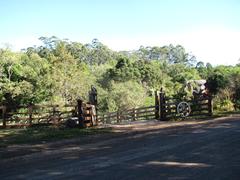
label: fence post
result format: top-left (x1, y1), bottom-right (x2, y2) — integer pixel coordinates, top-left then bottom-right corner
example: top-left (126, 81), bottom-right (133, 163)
top-left (77, 99), bottom-right (85, 128)
top-left (2, 106), bottom-right (6, 128)
top-left (52, 105), bottom-right (56, 123)
top-left (117, 111), bottom-right (120, 123)
top-left (106, 113), bottom-right (111, 124)
top-left (89, 85), bottom-right (98, 121)
top-left (28, 105), bottom-right (33, 126)
top-left (160, 89), bottom-right (166, 121)
top-left (132, 108), bottom-right (137, 121)
top-left (102, 114), bottom-right (105, 124)
top-left (208, 96), bottom-right (213, 116)
top-left (155, 91), bottom-right (160, 120)
top-left (52, 105), bottom-right (59, 125)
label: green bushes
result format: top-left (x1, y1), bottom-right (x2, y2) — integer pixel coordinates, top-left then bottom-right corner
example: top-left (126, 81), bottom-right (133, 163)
top-left (0, 37), bottom-right (239, 114)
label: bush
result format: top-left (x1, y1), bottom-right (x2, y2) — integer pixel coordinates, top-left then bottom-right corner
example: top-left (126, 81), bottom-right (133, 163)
top-left (214, 98), bottom-right (234, 111)
top-left (107, 81), bottom-right (146, 111)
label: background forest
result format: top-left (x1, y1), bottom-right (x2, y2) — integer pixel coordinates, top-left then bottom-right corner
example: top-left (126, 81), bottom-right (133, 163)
top-left (1, 36), bottom-right (240, 113)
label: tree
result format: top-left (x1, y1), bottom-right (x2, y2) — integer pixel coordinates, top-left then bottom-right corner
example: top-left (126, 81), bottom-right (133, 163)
top-left (107, 81), bottom-right (146, 111)
top-left (84, 39), bottom-right (117, 65)
top-left (0, 49), bottom-right (50, 106)
top-left (2, 36), bottom-right (240, 114)
top-left (168, 63), bottom-right (200, 84)
top-left (108, 57), bottom-right (140, 82)
top-left (206, 70), bottom-right (228, 95)
top-left (196, 61), bottom-right (208, 78)
top-left (46, 41), bottom-right (95, 103)
top-left (228, 67), bottom-right (240, 109)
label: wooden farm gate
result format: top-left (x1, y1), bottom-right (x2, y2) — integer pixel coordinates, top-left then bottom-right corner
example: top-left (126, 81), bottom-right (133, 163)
top-left (0, 100), bottom-right (97, 129)
top-left (98, 90), bottom-right (213, 124)
top-left (0, 86), bottom-right (98, 129)
top-left (155, 90), bottom-right (213, 120)
top-left (97, 106), bottom-right (156, 124)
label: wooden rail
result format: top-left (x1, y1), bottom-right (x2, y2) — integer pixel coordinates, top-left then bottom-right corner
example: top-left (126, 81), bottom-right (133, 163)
top-left (0, 104), bottom-right (76, 128)
top-left (97, 106), bottom-right (156, 124)
top-left (0, 90), bottom-right (213, 127)
top-left (159, 91), bottom-right (213, 120)
top-left (97, 91), bottom-right (213, 124)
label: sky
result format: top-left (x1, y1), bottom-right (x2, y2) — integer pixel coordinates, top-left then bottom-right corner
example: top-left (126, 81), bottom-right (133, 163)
top-left (0, 0), bottom-right (240, 65)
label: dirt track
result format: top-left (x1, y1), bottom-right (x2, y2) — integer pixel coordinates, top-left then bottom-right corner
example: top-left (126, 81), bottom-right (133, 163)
top-left (1, 115), bottom-right (240, 180)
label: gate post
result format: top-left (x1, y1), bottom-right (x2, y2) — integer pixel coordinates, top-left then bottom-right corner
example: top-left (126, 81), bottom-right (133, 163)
top-left (77, 99), bottom-right (85, 128)
top-left (2, 106), bottom-right (6, 128)
top-left (89, 85), bottom-right (98, 123)
top-left (28, 104), bottom-right (33, 126)
top-left (117, 111), bottom-right (120, 123)
top-left (208, 96), bottom-right (213, 116)
top-left (132, 108), bottom-right (137, 121)
top-left (155, 91), bottom-right (160, 120)
top-left (160, 89), bottom-right (166, 121)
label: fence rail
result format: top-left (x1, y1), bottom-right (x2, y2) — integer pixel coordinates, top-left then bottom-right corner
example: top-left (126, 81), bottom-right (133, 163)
top-left (0, 90), bottom-right (213, 128)
top-left (97, 106), bottom-right (156, 124)
top-left (159, 91), bottom-right (213, 120)
top-left (97, 91), bottom-right (213, 124)
top-left (0, 104), bottom-right (76, 128)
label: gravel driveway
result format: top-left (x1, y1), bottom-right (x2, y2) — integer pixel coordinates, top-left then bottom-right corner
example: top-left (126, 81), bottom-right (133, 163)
top-left (1, 115), bottom-right (240, 180)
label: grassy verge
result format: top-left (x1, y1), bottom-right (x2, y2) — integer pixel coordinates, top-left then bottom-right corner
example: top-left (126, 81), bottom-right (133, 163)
top-left (168, 110), bottom-right (240, 122)
top-left (1, 111), bottom-right (239, 147)
top-left (0, 126), bottom-right (112, 147)
top-left (213, 110), bottom-right (240, 116)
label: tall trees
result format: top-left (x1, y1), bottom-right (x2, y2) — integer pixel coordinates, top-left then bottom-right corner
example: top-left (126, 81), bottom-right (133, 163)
top-left (84, 38), bottom-right (117, 65)
top-left (1, 36), bottom-right (239, 113)
top-left (132, 44), bottom-right (196, 65)
top-left (0, 49), bottom-right (50, 106)
top-left (107, 81), bottom-right (146, 111)
top-left (38, 39), bottom-right (95, 103)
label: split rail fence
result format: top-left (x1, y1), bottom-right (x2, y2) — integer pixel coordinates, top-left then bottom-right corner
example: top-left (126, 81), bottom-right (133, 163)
top-left (97, 106), bottom-right (156, 124)
top-left (97, 90), bottom-right (213, 124)
top-left (0, 100), bottom-right (97, 128)
top-left (0, 90), bottom-right (213, 127)
top-left (0, 104), bottom-right (75, 128)
top-left (157, 92), bottom-right (213, 120)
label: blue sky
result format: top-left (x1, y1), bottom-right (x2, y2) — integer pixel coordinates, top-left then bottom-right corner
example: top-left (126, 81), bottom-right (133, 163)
top-left (0, 0), bottom-right (240, 65)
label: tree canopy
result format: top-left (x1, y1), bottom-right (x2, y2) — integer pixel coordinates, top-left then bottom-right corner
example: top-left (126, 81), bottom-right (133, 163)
top-left (1, 36), bottom-right (240, 112)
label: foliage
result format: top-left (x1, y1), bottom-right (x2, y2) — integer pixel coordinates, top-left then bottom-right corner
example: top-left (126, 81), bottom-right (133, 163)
top-left (106, 81), bottom-right (146, 111)
top-left (0, 36), bottom-right (239, 113)
top-left (0, 49), bottom-right (50, 106)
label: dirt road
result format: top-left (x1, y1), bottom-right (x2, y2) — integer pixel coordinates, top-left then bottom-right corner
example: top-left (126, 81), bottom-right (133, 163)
top-left (1, 115), bottom-right (240, 179)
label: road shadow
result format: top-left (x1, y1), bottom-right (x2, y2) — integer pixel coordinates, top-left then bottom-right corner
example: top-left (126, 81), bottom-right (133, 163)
top-left (0, 116), bottom-right (240, 179)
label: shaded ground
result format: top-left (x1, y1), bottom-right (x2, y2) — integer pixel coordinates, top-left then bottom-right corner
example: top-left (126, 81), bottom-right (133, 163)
top-left (0, 126), bottom-right (113, 159)
top-left (0, 115), bottom-right (240, 179)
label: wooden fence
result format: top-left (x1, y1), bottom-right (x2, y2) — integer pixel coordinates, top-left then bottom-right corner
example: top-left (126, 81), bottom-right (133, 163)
top-left (0, 86), bottom-right (98, 128)
top-left (0, 104), bottom-right (76, 128)
top-left (97, 90), bottom-right (213, 124)
top-left (0, 90), bottom-right (213, 127)
top-left (97, 106), bottom-right (156, 124)
top-left (158, 91), bottom-right (213, 120)
top-left (0, 100), bottom-right (97, 128)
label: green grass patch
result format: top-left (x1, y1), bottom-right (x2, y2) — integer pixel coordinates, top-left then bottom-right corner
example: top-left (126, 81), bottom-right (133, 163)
top-left (213, 110), bottom-right (240, 116)
top-left (169, 110), bottom-right (240, 122)
top-left (0, 126), bottom-right (112, 147)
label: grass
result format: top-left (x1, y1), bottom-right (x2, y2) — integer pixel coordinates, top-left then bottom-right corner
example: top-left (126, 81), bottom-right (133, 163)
top-left (0, 126), bottom-right (112, 147)
top-left (168, 110), bottom-right (240, 122)
top-left (213, 110), bottom-right (240, 116)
